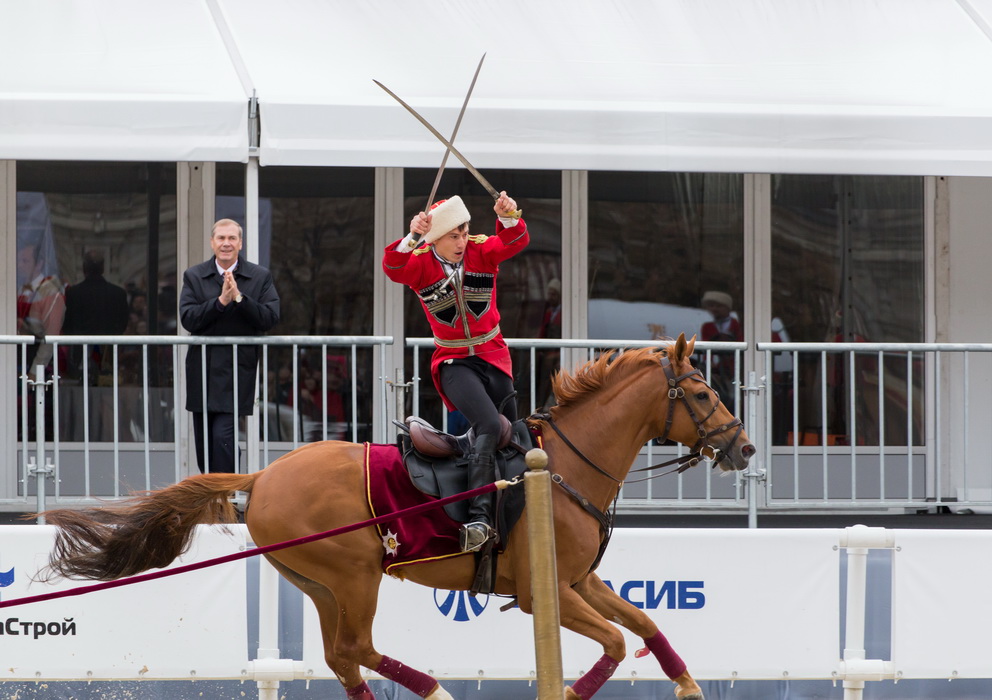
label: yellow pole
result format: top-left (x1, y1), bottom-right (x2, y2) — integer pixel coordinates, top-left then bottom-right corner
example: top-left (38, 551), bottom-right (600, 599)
top-left (524, 448), bottom-right (564, 699)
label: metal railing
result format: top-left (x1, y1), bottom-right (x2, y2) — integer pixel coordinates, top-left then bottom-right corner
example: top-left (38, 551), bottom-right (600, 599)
top-left (757, 342), bottom-right (992, 513)
top-left (405, 337), bottom-right (750, 513)
top-left (3, 334), bottom-right (392, 510)
top-left (7, 334), bottom-right (992, 520)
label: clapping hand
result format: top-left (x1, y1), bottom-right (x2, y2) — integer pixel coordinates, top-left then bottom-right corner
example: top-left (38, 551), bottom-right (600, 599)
top-left (219, 270), bottom-right (240, 306)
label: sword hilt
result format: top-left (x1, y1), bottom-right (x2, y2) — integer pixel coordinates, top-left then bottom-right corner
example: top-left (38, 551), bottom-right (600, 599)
top-left (492, 192), bottom-right (522, 220)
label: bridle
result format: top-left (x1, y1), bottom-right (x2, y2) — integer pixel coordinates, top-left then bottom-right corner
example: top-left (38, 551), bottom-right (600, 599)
top-left (538, 351), bottom-right (745, 484)
top-left (652, 353), bottom-right (745, 474)
top-left (531, 349), bottom-right (747, 574)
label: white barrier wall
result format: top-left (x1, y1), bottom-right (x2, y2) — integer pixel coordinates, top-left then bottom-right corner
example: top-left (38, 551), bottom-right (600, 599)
top-left (0, 525), bottom-right (248, 680)
top-left (3, 524), bottom-right (992, 689)
top-left (303, 528), bottom-right (842, 681)
top-left (892, 529), bottom-right (992, 679)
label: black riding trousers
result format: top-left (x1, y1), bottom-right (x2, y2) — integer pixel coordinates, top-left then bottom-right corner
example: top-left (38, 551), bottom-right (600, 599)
top-left (439, 357), bottom-right (516, 439)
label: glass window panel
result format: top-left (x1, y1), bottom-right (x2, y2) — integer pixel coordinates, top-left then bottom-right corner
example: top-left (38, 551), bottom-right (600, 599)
top-left (770, 175), bottom-right (924, 446)
top-left (588, 172), bottom-right (744, 341)
top-left (400, 169), bottom-right (562, 423)
top-left (218, 165), bottom-right (377, 443)
top-left (588, 172), bottom-right (744, 404)
top-left (16, 162), bottom-right (178, 443)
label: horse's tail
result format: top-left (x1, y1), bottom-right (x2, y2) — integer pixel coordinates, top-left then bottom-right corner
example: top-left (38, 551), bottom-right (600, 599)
top-left (37, 472), bottom-right (260, 583)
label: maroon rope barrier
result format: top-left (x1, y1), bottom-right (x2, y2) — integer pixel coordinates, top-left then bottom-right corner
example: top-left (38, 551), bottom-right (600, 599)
top-left (0, 482), bottom-right (501, 610)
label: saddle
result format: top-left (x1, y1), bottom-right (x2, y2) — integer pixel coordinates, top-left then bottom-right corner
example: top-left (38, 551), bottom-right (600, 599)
top-left (397, 415), bottom-right (530, 526)
top-left (395, 415), bottom-right (535, 594)
top-left (404, 414), bottom-right (514, 460)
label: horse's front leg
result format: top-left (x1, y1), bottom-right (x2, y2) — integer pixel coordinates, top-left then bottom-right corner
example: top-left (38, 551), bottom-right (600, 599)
top-left (573, 573), bottom-right (703, 700)
top-left (522, 584), bottom-right (626, 699)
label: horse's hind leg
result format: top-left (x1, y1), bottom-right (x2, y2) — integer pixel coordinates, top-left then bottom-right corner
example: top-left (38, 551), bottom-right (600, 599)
top-left (271, 553), bottom-right (455, 700)
top-left (328, 570), bottom-right (456, 699)
top-left (262, 555), bottom-right (374, 698)
top-left (573, 573), bottom-right (703, 700)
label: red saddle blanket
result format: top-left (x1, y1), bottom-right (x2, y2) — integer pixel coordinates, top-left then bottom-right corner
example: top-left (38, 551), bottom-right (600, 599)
top-left (364, 442), bottom-right (466, 575)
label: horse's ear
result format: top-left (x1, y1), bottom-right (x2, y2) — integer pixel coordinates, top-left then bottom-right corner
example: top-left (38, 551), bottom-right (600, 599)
top-left (685, 334), bottom-right (697, 357)
top-left (674, 332), bottom-right (688, 362)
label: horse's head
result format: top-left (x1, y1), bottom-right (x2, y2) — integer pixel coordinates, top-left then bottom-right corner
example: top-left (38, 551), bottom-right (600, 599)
top-left (658, 333), bottom-right (755, 471)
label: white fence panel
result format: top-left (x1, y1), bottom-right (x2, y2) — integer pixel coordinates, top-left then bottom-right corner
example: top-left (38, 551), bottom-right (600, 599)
top-left (891, 529), bottom-right (992, 679)
top-left (302, 528), bottom-right (841, 681)
top-left (0, 524), bottom-right (248, 680)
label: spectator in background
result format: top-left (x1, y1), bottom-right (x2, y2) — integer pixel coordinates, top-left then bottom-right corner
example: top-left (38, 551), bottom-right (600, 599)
top-left (700, 290), bottom-right (743, 400)
top-left (180, 219), bottom-right (280, 473)
top-left (127, 291), bottom-right (148, 334)
top-left (157, 284), bottom-right (178, 335)
top-left (62, 250), bottom-right (129, 383)
top-left (16, 242), bottom-right (65, 372)
top-left (298, 367), bottom-right (347, 442)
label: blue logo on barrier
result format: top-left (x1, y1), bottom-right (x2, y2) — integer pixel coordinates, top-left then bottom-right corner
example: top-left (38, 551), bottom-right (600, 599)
top-left (0, 565), bottom-right (14, 601)
top-left (601, 579), bottom-right (706, 610)
top-left (434, 589), bottom-right (488, 622)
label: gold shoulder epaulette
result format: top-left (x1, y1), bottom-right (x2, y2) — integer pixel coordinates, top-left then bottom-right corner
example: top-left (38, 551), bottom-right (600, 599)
top-left (468, 234), bottom-right (489, 244)
top-left (412, 246), bottom-right (431, 256)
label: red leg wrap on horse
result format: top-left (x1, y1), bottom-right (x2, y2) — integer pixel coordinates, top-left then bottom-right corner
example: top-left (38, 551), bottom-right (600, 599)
top-left (644, 630), bottom-right (687, 679)
top-left (570, 654), bottom-right (619, 699)
top-left (375, 656), bottom-right (437, 698)
top-left (346, 681), bottom-right (375, 699)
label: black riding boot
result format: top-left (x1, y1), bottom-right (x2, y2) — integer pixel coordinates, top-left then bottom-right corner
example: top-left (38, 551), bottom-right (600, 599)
top-left (460, 433), bottom-right (499, 552)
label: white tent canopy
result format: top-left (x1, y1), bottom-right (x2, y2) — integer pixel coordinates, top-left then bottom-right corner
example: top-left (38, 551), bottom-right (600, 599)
top-left (0, 0), bottom-right (249, 162)
top-left (5, 0), bottom-right (992, 174)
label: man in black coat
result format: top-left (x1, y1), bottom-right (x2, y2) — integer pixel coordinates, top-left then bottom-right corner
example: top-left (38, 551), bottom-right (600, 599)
top-left (180, 219), bottom-right (280, 473)
top-left (62, 250), bottom-right (130, 381)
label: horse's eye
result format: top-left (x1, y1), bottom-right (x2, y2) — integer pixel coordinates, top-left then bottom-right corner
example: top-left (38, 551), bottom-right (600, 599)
top-left (695, 391), bottom-right (710, 401)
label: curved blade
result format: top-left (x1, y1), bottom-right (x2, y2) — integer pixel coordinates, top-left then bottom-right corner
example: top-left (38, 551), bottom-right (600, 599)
top-left (425, 53), bottom-right (486, 213)
top-left (373, 81), bottom-right (500, 200)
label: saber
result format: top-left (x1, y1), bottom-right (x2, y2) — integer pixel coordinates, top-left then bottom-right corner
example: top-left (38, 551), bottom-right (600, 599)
top-left (373, 78), bottom-right (522, 218)
top-left (424, 53), bottom-right (486, 215)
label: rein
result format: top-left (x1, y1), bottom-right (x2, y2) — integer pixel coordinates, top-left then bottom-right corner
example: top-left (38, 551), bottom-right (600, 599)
top-left (537, 353), bottom-right (745, 488)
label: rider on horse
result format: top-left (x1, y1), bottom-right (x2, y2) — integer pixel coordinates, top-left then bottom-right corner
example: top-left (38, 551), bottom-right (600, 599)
top-left (383, 191), bottom-right (528, 553)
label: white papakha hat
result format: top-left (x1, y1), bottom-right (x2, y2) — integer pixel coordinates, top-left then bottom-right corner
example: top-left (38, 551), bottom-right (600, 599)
top-left (702, 290), bottom-right (733, 309)
top-left (424, 196), bottom-right (471, 245)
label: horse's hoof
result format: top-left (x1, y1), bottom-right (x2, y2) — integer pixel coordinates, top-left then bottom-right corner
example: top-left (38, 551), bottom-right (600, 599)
top-left (426, 685), bottom-right (454, 700)
top-left (676, 693), bottom-right (703, 700)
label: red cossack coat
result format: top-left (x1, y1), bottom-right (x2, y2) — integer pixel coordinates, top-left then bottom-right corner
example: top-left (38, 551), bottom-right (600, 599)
top-left (383, 218), bottom-right (529, 410)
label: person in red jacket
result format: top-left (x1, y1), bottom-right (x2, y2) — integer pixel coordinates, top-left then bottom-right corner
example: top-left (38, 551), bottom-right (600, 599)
top-left (699, 290), bottom-right (743, 401)
top-left (383, 192), bottom-right (529, 552)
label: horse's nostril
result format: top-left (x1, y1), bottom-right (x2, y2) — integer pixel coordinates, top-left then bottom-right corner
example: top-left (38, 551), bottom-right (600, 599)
top-left (741, 443), bottom-right (756, 459)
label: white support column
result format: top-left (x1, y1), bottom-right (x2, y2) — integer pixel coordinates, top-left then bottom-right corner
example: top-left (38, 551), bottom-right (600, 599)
top-left (0, 161), bottom-right (17, 500)
top-left (256, 555), bottom-right (281, 700)
top-left (245, 154), bottom-right (260, 473)
top-left (839, 525), bottom-right (897, 699)
top-left (374, 167), bottom-right (405, 441)
top-left (561, 170), bottom-right (587, 370)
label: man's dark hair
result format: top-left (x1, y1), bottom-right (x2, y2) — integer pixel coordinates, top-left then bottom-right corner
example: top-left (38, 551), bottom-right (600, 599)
top-left (82, 250), bottom-right (105, 277)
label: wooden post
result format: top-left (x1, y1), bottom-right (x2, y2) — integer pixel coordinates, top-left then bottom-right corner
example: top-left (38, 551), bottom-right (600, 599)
top-left (524, 448), bottom-right (564, 699)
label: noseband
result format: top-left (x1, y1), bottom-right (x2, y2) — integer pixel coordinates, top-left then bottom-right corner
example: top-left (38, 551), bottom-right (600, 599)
top-left (657, 354), bottom-right (744, 471)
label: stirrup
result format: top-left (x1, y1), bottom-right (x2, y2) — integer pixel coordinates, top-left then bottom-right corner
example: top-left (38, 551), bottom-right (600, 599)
top-left (460, 522), bottom-right (496, 553)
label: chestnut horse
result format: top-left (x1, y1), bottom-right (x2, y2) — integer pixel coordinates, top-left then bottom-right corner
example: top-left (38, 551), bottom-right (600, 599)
top-left (41, 333), bottom-right (754, 700)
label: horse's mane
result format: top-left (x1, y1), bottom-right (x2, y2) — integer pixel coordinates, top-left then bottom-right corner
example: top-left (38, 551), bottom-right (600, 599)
top-left (549, 345), bottom-right (670, 411)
